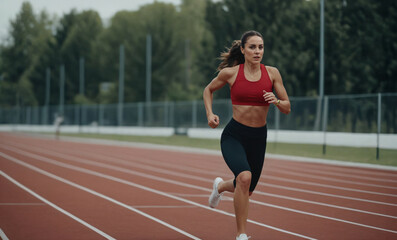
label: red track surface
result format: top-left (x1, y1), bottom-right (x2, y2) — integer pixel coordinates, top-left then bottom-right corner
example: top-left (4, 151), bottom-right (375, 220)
top-left (1, 132), bottom-right (396, 240)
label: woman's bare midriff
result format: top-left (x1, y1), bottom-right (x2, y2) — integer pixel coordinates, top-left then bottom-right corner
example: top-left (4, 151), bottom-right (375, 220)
top-left (232, 105), bottom-right (270, 127)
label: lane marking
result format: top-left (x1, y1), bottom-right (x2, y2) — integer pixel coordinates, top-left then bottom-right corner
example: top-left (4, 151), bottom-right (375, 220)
top-left (0, 228), bottom-right (9, 240)
top-left (262, 183), bottom-right (397, 207)
top-left (267, 154), bottom-right (397, 172)
top-left (254, 192), bottom-right (397, 220)
top-left (0, 203), bottom-right (45, 206)
top-left (249, 199), bottom-right (397, 234)
top-left (131, 205), bottom-right (197, 209)
top-left (271, 164), bottom-right (397, 183)
top-left (0, 150), bottom-right (316, 240)
top-left (169, 193), bottom-right (210, 198)
top-left (0, 171), bottom-right (116, 240)
top-left (0, 155), bottom-right (200, 240)
top-left (270, 168), bottom-right (397, 190)
top-left (266, 160), bottom-right (397, 179)
top-left (266, 175), bottom-right (397, 198)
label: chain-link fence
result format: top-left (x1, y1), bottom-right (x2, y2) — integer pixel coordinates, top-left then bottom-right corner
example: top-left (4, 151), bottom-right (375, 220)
top-left (1, 93), bottom-right (396, 134)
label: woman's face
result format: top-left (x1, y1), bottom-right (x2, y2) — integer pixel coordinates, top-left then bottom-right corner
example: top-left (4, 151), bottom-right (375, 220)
top-left (241, 36), bottom-right (264, 64)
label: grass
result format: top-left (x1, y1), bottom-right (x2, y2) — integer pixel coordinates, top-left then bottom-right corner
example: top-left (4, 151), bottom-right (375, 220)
top-left (55, 132), bottom-right (397, 167)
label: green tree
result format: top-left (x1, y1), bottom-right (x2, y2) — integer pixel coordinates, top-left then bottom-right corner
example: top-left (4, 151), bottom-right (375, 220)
top-left (57, 10), bottom-right (103, 105)
top-left (0, 2), bottom-right (53, 107)
top-left (97, 2), bottom-right (187, 103)
top-left (174, 0), bottom-right (213, 100)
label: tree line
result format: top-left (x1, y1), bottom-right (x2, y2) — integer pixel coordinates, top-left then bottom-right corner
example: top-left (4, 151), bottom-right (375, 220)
top-left (0, 0), bottom-right (396, 108)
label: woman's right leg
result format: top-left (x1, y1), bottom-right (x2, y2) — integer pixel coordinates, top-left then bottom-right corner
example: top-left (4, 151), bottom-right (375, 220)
top-left (217, 173), bottom-right (251, 237)
top-left (234, 171), bottom-right (251, 237)
top-left (218, 179), bottom-right (235, 193)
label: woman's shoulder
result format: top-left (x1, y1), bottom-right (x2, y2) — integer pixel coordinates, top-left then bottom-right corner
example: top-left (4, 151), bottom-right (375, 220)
top-left (264, 65), bottom-right (281, 80)
top-left (264, 65), bottom-right (279, 74)
top-left (218, 65), bottom-right (240, 81)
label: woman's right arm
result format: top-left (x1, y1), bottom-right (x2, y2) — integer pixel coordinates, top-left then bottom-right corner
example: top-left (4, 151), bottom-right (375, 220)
top-left (203, 68), bottom-right (234, 128)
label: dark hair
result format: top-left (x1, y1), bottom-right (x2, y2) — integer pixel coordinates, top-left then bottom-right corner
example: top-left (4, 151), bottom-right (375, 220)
top-left (217, 30), bottom-right (264, 71)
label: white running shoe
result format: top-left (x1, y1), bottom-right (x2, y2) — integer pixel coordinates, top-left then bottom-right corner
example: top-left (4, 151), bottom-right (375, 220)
top-left (209, 177), bottom-right (223, 208)
top-left (236, 233), bottom-right (251, 240)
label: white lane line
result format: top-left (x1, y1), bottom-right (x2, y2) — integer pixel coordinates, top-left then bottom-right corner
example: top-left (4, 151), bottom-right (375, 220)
top-left (169, 193), bottom-right (209, 198)
top-left (271, 164), bottom-right (397, 183)
top-left (0, 150), bottom-right (316, 240)
top-left (131, 205), bottom-right (197, 209)
top-left (266, 175), bottom-right (397, 198)
top-left (262, 183), bottom-right (397, 207)
top-left (255, 192), bottom-right (397, 220)
top-left (0, 171), bottom-right (116, 240)
top-left (0, 228), bottom-right (9, 240)
top-left (267, 154), bottom-right (397, 172)
top-left (248, 198), bottom-right (397, 234)
top-left (0, 154), bottom-right (200, 240)
top-left (266, 160), bottom-right (397, 176)
top-left (0, 203), bottom-right (45, 206)
top-left (269, 169), bottom-right (397, 190)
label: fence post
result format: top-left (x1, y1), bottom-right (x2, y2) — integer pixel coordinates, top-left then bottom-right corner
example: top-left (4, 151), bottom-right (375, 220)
top-left (377, 93), bottom-right (381, 160)
top-left (59, 64), bottom-right (65, 116)
top-left (118, 45), bottom-right (125, 126)
top-left (138, 102), bottom-right (144, 127)
top-left (322, 96), bottom-right (329, 155)
top-left (75, 105), bottom-right (80, 131)
top-left (170, 101), bottom-right (175, 128)
top-left (26, 107), bottom-right (31, 124)
top-left (164, 101), bottom-right (169, 127)
top-left (192, 100), bottom-right (197, 128)
top-left (45, 68), bottom-right (50, 125)
top-left (99, 104), bottom-right (104, 126)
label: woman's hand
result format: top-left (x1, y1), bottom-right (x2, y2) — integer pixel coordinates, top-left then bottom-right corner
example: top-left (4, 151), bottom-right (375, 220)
top-left (207, 113), bottom-right (220, 128)
top-left (263, 90), bottom-right (278, 105)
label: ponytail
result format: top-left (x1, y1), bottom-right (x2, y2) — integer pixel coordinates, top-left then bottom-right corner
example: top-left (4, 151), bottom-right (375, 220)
top-left (217, 40), bottom-right (245, 71)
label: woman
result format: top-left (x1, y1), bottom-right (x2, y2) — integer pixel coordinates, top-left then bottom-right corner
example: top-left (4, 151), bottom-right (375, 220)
top-left (203, 30), bottom-right (290, 240)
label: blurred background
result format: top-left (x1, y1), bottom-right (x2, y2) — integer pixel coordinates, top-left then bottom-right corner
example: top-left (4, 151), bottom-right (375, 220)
top-left (0, 0), bottom-right (396, 147)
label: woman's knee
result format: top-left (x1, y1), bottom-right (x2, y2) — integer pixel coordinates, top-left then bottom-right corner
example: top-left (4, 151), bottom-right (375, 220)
top-left (236, 171), bottom-right (252, 189)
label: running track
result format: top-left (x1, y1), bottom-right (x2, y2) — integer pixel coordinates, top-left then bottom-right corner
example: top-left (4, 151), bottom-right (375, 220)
top-left (1, 132), bottom-right (396, 240)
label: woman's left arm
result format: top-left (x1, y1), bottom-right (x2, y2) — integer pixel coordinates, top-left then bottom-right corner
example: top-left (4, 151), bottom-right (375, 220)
top-left (263, 66), bottom-right (291, 115)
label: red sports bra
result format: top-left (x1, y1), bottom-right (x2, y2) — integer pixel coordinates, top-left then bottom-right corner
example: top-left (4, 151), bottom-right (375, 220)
top-left (231, 64), bottom-right (273, 106)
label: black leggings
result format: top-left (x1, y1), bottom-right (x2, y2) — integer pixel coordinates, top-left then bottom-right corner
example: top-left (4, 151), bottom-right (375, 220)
top-left (220, 118), bottom-right (267, 192)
